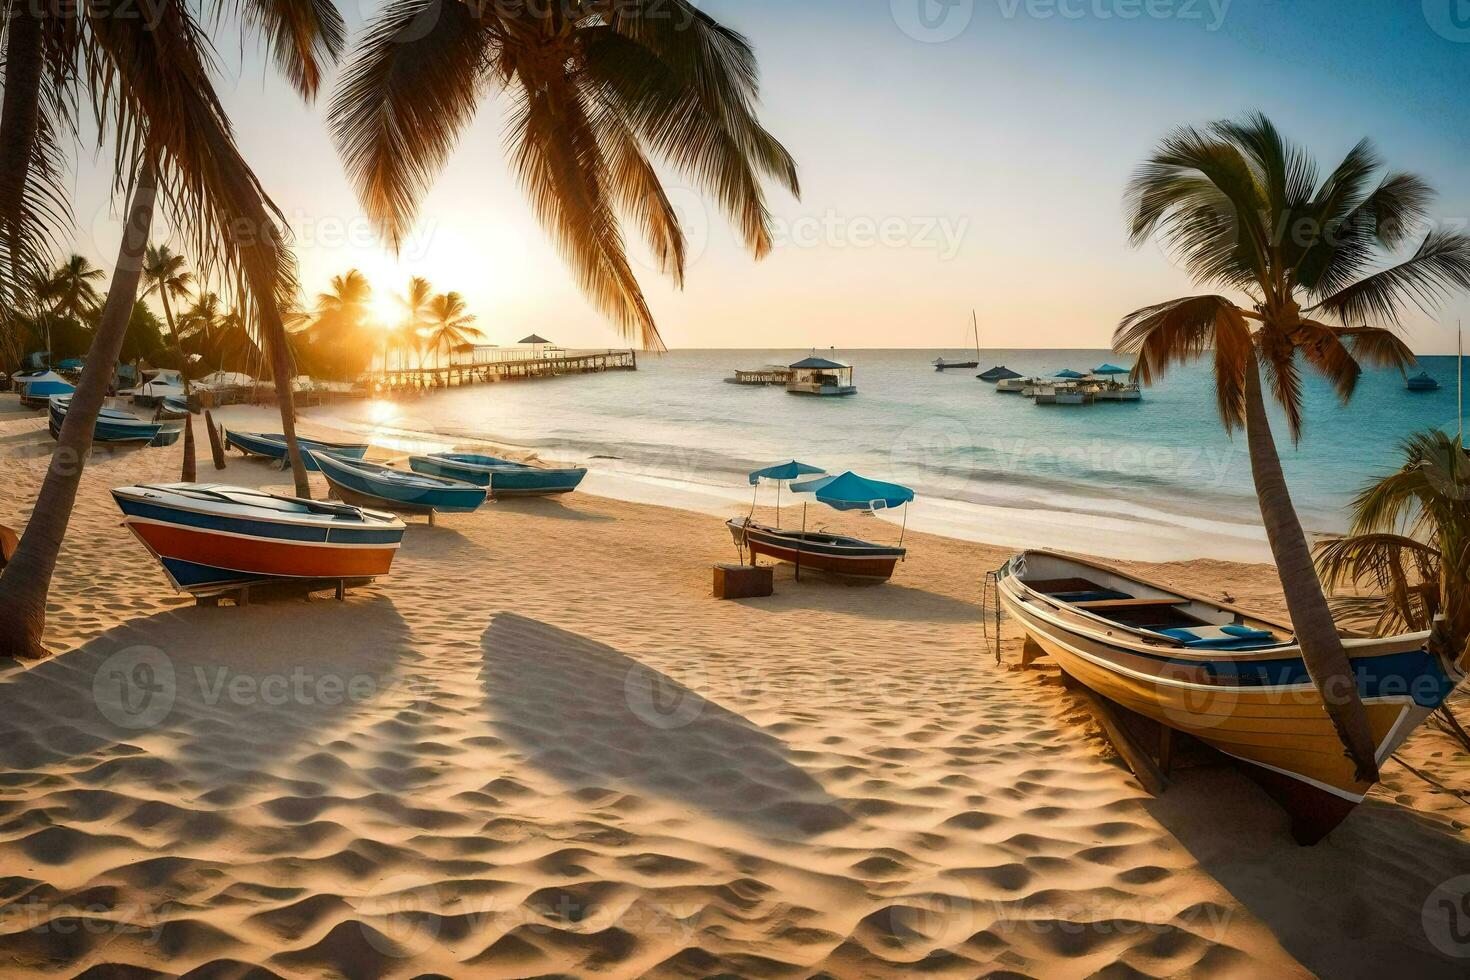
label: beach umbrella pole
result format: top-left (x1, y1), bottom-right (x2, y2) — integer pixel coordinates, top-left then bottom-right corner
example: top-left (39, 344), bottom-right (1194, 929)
top-left (796, 503), bottom-right (806, 581)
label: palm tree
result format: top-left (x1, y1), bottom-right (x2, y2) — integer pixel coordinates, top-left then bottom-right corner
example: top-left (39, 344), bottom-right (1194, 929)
top-left (424, 292), bottom-right (482, 367)
top-left (45, 254), bottom-right (105, 321)
top-left (1314, 429), bottom-right (1470, 754)
top-left (179, 291), bottom-right (224, 355)
top-left (0, 0), bottom-right (344, 660)
top-left (1117, 113), bottom-right (1470, 781)
top-left (141, 244), bottom-right (197, 479)
top-left (329, 0), bottom-right (797, 350)
top-left (397, 275), bottom-right (433, 371)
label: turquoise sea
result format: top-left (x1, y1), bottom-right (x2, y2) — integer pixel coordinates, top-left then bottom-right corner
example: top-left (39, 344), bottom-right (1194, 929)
top-left (318, 349), bottom-right (1466, 562)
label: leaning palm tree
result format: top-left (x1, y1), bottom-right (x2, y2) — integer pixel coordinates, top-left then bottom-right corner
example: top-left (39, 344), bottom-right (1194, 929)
top-left (141, 243), bottom-right (198, 479)
top-left (424, 292), bottom-right (481, 366)
top-left (1117, 113), bottom-right (1470, 782)
top-left (0, 0), bottom-right (344, 660)
top-left (329, 0), bottom-right (797, 350)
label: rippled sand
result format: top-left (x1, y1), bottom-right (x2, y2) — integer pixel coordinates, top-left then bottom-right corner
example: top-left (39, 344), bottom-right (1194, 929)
top-left (0, 398), bottom-right (1466, 977)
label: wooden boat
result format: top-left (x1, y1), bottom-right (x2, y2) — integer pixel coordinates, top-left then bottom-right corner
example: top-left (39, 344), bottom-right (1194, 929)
top-left (223, 428), bottom-right (370, 471)
top-left (409, 452), bottom-right (587, 498)
top-left (310, 450), bottom-right (487, 515)
top-left (49, 395), bottom-right (183, 446)
top-left (726, 516), bottom-right (905, 581)
top-left (996, 550), bottom-right (1462, 843)
top-left (112, 483), bottom-right (406, 594)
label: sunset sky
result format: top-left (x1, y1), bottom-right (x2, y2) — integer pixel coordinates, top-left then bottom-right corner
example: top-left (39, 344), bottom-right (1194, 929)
top-left (70, 0), bottom-right (1470, 352)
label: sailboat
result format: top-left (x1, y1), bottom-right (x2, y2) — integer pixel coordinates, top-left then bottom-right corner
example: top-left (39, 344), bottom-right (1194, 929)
top-left (933, 312), bottom-right (981, 370)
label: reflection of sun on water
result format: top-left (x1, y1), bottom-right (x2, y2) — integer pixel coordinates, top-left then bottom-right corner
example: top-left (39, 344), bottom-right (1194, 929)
top-left (367, 400), bottom-right (398, 425)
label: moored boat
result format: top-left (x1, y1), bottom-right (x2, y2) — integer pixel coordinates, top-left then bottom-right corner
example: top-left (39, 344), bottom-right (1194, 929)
top-left (49, 395), bottom-right (183, 446)
top-left (409, 452), bottom-right (587, 498)
top-left (996, 550), bottom-right (1462, 842)
top-left (16, 370), bottom-right (75, 408)
top-left (112, 483), bottom-right (406, 594)
top-left (223, 429), bottom-right (370, 471)
top-left (726, 516), bottom-right (906, 581)
top-left (310, 450), bottom-right (487, 515)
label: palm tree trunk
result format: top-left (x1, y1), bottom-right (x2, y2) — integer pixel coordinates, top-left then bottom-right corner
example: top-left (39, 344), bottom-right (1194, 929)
top-left (0, 163), bottom-right (157, 660)
top-left (256, 297), bottom-right (311, 497)
top-left (157, 288), bottom-right (195, 481)
top-left (0, 0), bottom-right (44, 308)
top-left (1244, 350), bottom-right (1380, 782)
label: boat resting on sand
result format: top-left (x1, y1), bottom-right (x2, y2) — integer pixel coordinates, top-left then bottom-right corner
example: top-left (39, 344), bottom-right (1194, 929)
top-left (409, 452), bottom-right (587, 499)
top-left (996, 550), bottom-right (1462, 843)
top-left (112, 483), bottom-right (406, 595)
top-left (727, 516), bottom-right (906, 581)
top-left (223, 428), bottom-right (369, 471)
top-left (49, 395), bottom-right (183, 446)
top-left (310, 450), bottom-right (487, 516)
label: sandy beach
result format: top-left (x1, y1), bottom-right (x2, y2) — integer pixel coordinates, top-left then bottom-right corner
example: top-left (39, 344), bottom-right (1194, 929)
top-left (1, 398), bottom-right (1468, 978)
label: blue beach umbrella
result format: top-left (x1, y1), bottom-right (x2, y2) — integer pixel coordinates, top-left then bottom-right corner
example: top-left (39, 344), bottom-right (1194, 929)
top-left (788, 471), bottom-right (917, 578)
top-left (1054, 369), bottom-right (1086, 379)
top-left (747, 460), bottom-right (825, 528)
top-left (1092, 363), bottom-right (1130, 376)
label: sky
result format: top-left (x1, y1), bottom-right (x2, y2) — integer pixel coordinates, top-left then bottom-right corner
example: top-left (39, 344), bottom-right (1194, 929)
top-left (66, 0), bottom-right (1470, 352)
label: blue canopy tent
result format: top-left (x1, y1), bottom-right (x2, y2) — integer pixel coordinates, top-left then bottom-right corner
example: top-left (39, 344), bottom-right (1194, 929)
top-left (1092, 363), bottom-right (1130, 376)
top-left (977, 365), bottom-right (1023, 383)
top-left (1053, 369), bottom-right (1086, 380)
top-left (747, 460), bottom-right (825, 529)
top-left (788, 471), bottom-right (916, 579)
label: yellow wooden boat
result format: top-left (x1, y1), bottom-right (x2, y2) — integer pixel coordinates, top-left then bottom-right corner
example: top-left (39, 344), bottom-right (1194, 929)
top-left (996, 550), bottom-right (1463, 843)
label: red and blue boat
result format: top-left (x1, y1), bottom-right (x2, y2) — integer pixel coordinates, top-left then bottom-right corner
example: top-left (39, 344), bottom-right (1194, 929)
top-left (112, 483), bottom-right (406, 594)
top-left (408, 452), bottom-right (587, 498)
top-left (223, 428), bottom-right (370, 471)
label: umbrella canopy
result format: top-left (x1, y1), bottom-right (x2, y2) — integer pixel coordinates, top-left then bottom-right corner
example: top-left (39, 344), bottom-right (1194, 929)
top-left (1092, 363), bottom-right (1130, 375)
top-left (978, 365), bottom-right (1022, 382)
top-left (519, 334), bottom-right (551, 345)
top-left (791, 471), bottom-right (915, 511)
top-left (748, 460), bottom-right (826, 486)
top-left (1053, 369), bottom-right (1086, 379)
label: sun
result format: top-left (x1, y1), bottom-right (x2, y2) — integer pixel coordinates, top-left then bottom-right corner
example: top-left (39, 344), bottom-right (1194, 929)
top-left (369, 291), bottom-right (402, 330)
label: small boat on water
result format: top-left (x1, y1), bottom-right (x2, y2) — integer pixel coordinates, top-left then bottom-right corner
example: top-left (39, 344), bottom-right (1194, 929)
top-left (16, 370), bottom-right (75, 408)
top-left (408, 452), bottom-right (587, 498)
top-left (996, 550), bottom-right (1462, 843)
top-left (112, 483), bottom-right (406, 594)
top-left (311, 451), bottom-right (487, 516)
top-left (48, 395), bottom-right (183, 446)
top-left (727, 516), bottom-right (906, 581)
top-left (223, 429), bottom-right (370, 471)
top-left (786, 356), bottom-right (857, 396)
top-left (933, 312), bottom-right (981, 370)
top-left (1405, 371), bottom-right (1440, 391)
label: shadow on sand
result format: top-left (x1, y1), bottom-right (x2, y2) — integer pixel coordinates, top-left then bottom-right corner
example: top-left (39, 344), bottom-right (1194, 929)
top-left (490, 497), bottom-right (613, 522)
top-left (479, 612), bottom-right (851, 839)
top-left (1143, 766), bottom-right (1470, 977)
top-left (732, 566), bottom-right (980, 624)
top-left (0, 596), bottom-right (415, 796)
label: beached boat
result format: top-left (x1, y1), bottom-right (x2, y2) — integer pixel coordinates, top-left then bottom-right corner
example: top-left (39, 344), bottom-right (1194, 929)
top-left (726, 516), bottom-right (906, 581)
top-left (112, 483), bottom-right (407, 594)
top-left (223, 428), bottom-right (370, 471)
top-left (15, 370), bottom-right (75, 408)
top-left (1405, 371), bottom-right (1440, 392)
top-left (408, 452), bottom-right (587, 498)
top-left (311, 450), bottom-right (487, 515)
top-left (48, 395), bottom-right (183, 446)
top-left (124, 368), bottom-right (186, 408)
top-left (996, 550), bottom-right (1462, 842)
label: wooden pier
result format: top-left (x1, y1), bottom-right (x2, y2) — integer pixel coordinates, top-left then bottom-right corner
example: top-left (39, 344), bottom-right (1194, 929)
top-left (377, 348), bottom-right (637, 391)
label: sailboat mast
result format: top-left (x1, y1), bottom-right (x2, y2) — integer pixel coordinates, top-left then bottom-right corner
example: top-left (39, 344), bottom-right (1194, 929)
top-left (972, 310), bottom-right (980, 359)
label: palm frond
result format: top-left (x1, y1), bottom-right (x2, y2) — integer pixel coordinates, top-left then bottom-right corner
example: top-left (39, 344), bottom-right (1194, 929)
top-left (1294, 318), bottom-right (1361, 405)
top-left (1256, 325), bottom-right (1305, 442)
top-left (594, 111), bottom-right (687, 285)
top-left (1114, 294), bottom-right (1251, 430)
top-left (1311, 228), bottom-right (1470, 326)
top-left (227, 0), bottom-right (346, 100)
top-left (328, 0), bottom-right (490, 251)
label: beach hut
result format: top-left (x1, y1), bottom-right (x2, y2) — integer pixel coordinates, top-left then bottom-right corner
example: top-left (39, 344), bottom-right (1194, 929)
top-left (786, 356), bottom-right (856, 396)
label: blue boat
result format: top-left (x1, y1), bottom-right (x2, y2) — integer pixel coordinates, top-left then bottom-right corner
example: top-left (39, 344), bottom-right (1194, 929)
top-left (16, 370), bottom-right (75, 408)
top-left (408, 452), bottom-right (587, 499)
top-left (49, 395), bottom-right (183, 446)
top-left (309, 450), bottom-right (487, 516)
top-left (223, 429), bottom-right (370, 471)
